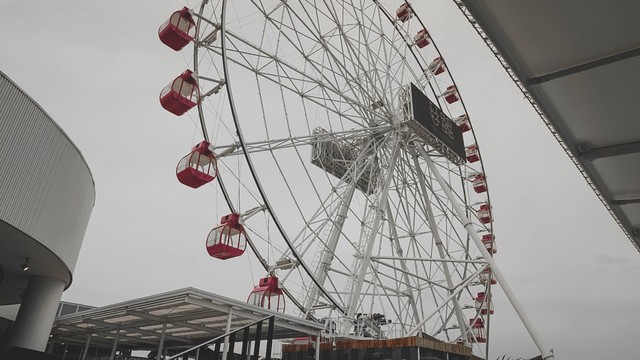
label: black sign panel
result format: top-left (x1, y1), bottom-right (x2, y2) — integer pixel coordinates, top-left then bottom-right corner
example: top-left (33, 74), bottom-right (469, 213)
top-left (409, 83), bottom-right (465, 161)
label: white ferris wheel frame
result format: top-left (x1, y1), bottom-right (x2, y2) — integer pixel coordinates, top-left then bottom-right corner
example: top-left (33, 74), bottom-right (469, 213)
top-left (168, 0), bottom-right (555, 358)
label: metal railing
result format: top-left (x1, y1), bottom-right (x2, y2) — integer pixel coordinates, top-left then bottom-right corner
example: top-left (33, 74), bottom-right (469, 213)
top-left (167, 315), bottom-right (275, 360)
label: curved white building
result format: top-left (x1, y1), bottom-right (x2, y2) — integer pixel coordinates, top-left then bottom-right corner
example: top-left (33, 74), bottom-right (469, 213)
top-left (0, 71), bottom-right (95, 352)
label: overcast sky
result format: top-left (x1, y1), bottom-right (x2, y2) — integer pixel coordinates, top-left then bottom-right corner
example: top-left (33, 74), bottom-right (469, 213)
top-left (1, 1), bottom-right (639, 359)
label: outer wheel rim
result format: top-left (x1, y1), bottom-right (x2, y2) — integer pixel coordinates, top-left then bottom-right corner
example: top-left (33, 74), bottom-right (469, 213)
top-left (189, 0), bottom-right (494, 348)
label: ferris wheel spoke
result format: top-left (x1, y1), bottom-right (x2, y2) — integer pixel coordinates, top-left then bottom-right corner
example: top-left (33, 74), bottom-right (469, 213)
top-left (218, 42), bottom-right (374, 127)
top-left (210, 125), bottom-right (392, 158)
top-left (317, 0), bottom-right (390, 110)
top-left (278, 131), bottom-right (398, 314)
top-left (223, 7), bottom-right (385, 126)
top-left (176, 0), bottom-right (509, 346)
top-left (383, 198), bottom-right (423, 327)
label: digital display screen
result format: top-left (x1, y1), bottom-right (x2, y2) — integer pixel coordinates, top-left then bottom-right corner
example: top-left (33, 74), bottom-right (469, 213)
top-left (409, 83), bottom-right (466, 162)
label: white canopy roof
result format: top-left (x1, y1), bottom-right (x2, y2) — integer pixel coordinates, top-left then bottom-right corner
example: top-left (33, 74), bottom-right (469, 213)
top-left (457, 0), bottom-right (640, 251)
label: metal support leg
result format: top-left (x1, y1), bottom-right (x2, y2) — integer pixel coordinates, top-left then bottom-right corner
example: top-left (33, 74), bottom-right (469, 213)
top-left (419, 146), bottom-right (554, 359)
top-left (412, 148), bottom-right (469, 345)
top-left (156, 322), bottom-right (167, 360)
top-left (253, 321), bottom-right (263, 360)
top-left (241, 327), bottom-right (250, 359)
top-left (109, 330), bottom-right (120, 360)
top-left (222, 310), bottom-right (233, 360)
top-left (213, 341), bottom-right (221, 360)
top-left (226, 333), bottom-right (236, 360)
top-left (265, 316), bottom-right (274, 360)
top-left (80, 334), bottom-right (91, 360)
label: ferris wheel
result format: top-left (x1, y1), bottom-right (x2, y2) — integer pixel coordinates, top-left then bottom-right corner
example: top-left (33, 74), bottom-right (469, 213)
top-left (158, 0), bottom-right (502, 354)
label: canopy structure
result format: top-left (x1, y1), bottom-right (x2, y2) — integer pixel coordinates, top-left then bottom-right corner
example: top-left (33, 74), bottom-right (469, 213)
top-left (51, 288), bottom-right (324, 352)
top-left (456, 0), bottom-right (640, 251)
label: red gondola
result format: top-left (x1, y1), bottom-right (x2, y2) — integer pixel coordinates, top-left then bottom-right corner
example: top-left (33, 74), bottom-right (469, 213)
top-left (465, 144), bottom-right (480, 163)
top-left (477, 203), bottom-right (492, 224)
top-left (474, 292), bottom-right (494, 315)
top-left (479, 270), bottom-right (497, 285)
top-left (471, 173), bottom-right (487, 193)
top-left (176, 141), bottom-right (217, 188)
top-left (454, 114), bottom-right (471, 133)
top-left (469, 318), bottom-right (487, 343)
top-left (428, 57), bottom-right (446, 75)
top-left (206, 213), bottom-right (247, 260)
top-left (158, 7), bottom-right (196, 51)
top-left (443, 85), bottom-right (459, 104)
top-left (247, 275), bottom-right (285, 312)
top-left (481, 233), bottom-right (497, 254)
top-left (414, 29), bottom-right (430, 48)
top-left (160, 70), bottom-right (200, 116)
top-left (396, 2), bottom-right (413, 22)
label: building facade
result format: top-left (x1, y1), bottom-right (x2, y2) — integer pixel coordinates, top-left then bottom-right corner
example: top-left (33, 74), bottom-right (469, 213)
top-left (0, 71), bottom-right (95, 352)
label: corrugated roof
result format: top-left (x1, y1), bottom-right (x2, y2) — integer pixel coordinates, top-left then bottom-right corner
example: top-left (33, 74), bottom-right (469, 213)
top-left (51, 288), bottom-right (324, 350)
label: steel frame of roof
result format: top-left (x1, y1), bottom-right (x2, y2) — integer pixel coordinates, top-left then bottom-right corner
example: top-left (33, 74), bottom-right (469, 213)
top-left (51, 288), bottom-right (324, 352)
top-left (455, 0), bottom-right (640, 252)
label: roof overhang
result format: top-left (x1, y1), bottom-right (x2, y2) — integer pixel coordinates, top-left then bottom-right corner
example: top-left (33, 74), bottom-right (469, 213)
top-left (457, 0), bottom-right (640, 251)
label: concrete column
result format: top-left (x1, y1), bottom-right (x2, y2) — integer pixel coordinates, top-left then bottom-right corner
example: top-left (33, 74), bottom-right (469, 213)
top-left (4, 276), bottom-right (66, 351)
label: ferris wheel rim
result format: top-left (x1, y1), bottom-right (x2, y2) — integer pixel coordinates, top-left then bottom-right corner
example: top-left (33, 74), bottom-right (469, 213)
top-left (190, 0), bottom-right (495, 347)
top-left (216, 0), bottom-right (348, 316)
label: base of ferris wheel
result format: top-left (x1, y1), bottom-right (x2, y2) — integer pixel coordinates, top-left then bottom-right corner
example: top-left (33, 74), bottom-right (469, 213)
top-left (282, 335), bottom-right (479, 360)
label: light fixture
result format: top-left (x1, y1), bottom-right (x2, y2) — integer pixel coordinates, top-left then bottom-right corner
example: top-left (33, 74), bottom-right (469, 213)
top-left (21, 257), bottom-right (31, 271)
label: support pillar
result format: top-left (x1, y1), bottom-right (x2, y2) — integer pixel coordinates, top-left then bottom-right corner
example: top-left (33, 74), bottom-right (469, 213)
top-left (420, 146), bottom-right (554, 359)
top-left (80, 334), bottom-right (92, 360)
top-left (3, 276), bottom-right (66, 351)
top-left (222, 310), bottom-right (233, 360)
top-left (156, 322), bottom-right (167, 360)
top-left (109, 330), bottom-right (120, 360)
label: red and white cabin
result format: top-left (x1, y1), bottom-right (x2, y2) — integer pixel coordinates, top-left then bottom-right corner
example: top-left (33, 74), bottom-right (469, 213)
top-left (479, 271), bottom-right (496, 285)
top-left (477, 203), bottom-right (492, 224)
top-left (443, 85), bottom-right (459, 104)
top-left (414, 29), bottom-right (430, 48)
top-left (471, 173), bottom-right (487, 193)
top-left (474, 292), bottom-right (494, 315)
top-left (469, 318), bottom-right (487, 343)
top-left (206, 213), bottom-right (247, 260)
top-left (465, 144), bottom-right (480, 163)
top-left (428, 57), bottom-right (446, 76)
top-left (176, 141), bottom-right (217, 188)
top-left (158, 7), bottom-right (196, 51)
top-left (396, 2), bottom-right (413, 22)
top-left (247, 275), bottom-right (285, 312)
top-left (160, 70), bottom-right (200, 116)
top-left (481, 233), bottom-right (497, 254)
top-left (453, 114), bottom-right (470, 132)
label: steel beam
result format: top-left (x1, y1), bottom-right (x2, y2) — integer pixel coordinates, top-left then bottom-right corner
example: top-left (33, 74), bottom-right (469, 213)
top-left (419, 146), bottom-right (554, 359)
top-left (579, 140), bottom-right (640, 160)
top-left (611, 198), bottom-right (640, 206)
top-left (528, 47), bottom-right (640, 84)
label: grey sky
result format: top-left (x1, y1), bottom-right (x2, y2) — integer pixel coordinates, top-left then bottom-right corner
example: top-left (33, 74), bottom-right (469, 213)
top-left (1, 1), bottom-right (638, 359)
